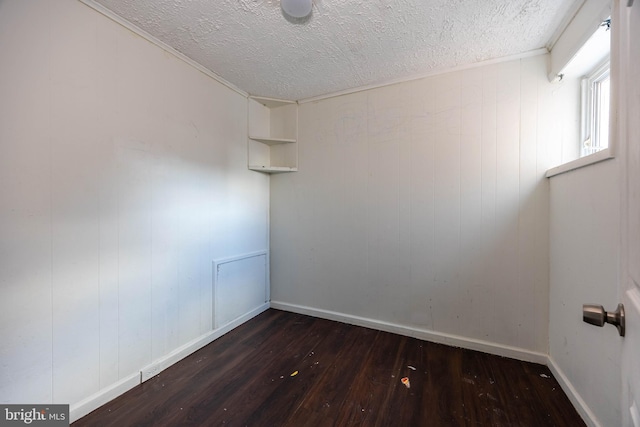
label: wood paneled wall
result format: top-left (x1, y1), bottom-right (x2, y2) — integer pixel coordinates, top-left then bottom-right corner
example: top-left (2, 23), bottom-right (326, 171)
top-left (549, 142), bottom-right (621, 427)
top-left (0, 0), bottom-right (268, 410)
top-left (271, 55), bottom-right (573, 353)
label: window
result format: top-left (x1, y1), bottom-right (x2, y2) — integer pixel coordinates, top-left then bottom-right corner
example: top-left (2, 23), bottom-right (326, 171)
top-left (545, 14), bottom-right (613, 177)
top-left (581, 60), bottom-right (610, 157)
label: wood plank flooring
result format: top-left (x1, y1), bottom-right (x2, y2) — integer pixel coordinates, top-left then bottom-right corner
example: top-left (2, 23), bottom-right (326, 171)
top-left (73, 309), bottom-right (585, 426)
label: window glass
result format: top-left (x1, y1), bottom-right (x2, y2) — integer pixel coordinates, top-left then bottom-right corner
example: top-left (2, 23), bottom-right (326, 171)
top-left (582, 64), bottom-right (610, 157)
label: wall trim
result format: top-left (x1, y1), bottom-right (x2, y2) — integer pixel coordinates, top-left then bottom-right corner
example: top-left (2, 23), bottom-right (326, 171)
top-left (78, 0), bottom-right (248, 98)
top-left (297, 48), bottom-right (549, 105)
top-left (70, 302), bottom-right (600, 427)
top-left (545, 147), bottom-right (615, 177)
top-left (70, 302), bottom-right (269, 424)
top-left (548, 356), bottom-right (601, 427)
top-left (141, 302), bottom-right (270, 382)
top-left (269, 301), bottom-right (548, 364)
top-left (78, 0), bottom-right (547, 105)
top-left (272, 301), bottom-right (600, 426)
top-left (70, 372), bottom-right (140, 423)
top-left (546, 0), bottom-right (587, 51)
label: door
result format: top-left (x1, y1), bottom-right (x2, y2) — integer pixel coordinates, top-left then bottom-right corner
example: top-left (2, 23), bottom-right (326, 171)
top-left (617, 1), bottom-right (640, 425)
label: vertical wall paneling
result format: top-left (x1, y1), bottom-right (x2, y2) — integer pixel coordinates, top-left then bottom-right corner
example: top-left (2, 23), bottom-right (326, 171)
top-left (0, 0), bottom-right (269, 416)
top-left (432, 72), bottom-right (462, 335)
top-left (366, 84), bottom-right (409, 323)
top-left (330, 93), bottom-right (371, 318)
top-left (95, 17), bottom-right (122, 391)
top-left (407, 78), bottom-right (436, 328)
top-left (546, 77), bottom-right (581, 168)
top-left (517, 58), bottom-right (540, 351)
top-left (493, 60), bottom-right (521, 346)
top-left (271, 54), bottom-right (571, 353)
top-left (549, 160), bottom-right (621, 427)
top-left (479, 64), bottom-right (499, 343)
top-left (458, 67), bottom-right (484, 340)
top-left (0, 1), bottom-right (54, 404)
top-left (114, 142), bottom-right (154, 384)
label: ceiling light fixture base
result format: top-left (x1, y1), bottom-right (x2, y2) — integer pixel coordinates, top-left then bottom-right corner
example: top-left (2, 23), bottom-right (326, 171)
top-left (281, 0), bottom-right (312, 19)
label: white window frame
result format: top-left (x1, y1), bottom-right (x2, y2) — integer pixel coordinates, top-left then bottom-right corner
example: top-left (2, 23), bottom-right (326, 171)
top-left (580, 59), bottom-right (611, 157)
top-left (546, 59), bottom-right (614, 178)
top-left (545, 11), bottom-right (615, 178)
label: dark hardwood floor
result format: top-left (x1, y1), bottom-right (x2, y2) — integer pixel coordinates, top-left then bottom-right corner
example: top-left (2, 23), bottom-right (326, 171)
top-left (74, 309), bottom-right (585, 426)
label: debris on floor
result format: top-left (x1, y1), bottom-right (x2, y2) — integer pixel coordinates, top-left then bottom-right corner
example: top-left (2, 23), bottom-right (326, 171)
top-left (540, 374), bottom-right (550, 379)
top-left (291, 370), bottom-right (299, 377)
top-left (407, 365), bottom-right (416, 371)
top-left (401, 377), bottom-right (411, 388)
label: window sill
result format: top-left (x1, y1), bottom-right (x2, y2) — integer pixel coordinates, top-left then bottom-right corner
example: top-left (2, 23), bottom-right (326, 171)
top-left (545, 148), bottom-right (614, 178)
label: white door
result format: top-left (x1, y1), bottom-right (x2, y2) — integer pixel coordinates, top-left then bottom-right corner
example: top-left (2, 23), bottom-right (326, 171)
top-left (617, 1), bottom-right (640, 425)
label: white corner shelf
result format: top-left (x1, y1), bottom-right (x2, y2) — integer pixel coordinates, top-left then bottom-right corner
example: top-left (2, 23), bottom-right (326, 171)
top-left (248, 136), bottom-right (296, 146)
top-left (248, 165), bottom-right (298, 173)
top-left (247, 96), bottom-right (298, 174)
top-left (250, 96), bottom-right (295, 109)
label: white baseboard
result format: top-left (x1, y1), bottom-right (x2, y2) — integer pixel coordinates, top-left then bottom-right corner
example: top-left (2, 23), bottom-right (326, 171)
top-left (70, 372), bottom-right (140, 423)
top-left (141, 302), bottom-right (270, 382)
top-left (271, 301), bottom-right (601, 426)
top-left (70, 302), bottom-right (269, 424)
top-left (269, 301), bottom-right (548, 364)
top-left (548, 356), bottom-right (600, 427)
top-left (70, 301), bottom-right (599, 427)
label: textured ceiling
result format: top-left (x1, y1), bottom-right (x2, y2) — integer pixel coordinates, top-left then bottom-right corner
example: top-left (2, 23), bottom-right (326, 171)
top-left (91, 0), bottom-right (578, 101)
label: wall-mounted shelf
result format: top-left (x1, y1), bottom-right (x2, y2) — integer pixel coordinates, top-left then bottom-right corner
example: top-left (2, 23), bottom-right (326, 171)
top-left (248, 136), bottom-right (296, 146)
top-left (248, 165), bottom-right (298, 173)
top-left (247, 96), bottom-right (298, 174)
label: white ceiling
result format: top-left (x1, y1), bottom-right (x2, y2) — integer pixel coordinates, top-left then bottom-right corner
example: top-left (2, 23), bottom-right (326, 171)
top-left (90, 0), bottom-right (579, 101)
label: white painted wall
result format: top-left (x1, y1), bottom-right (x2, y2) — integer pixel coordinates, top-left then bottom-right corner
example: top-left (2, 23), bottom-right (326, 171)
top-left (547, 75), bottom-right (582, 168)
top-left (271, 54), bottom-right (570, 354)
top-left (549, 160), bottom-right (621, 427)
top-left (0, 0), bottom-right (268, 413)
top-left (0, 2), bottom-right (618, 424)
